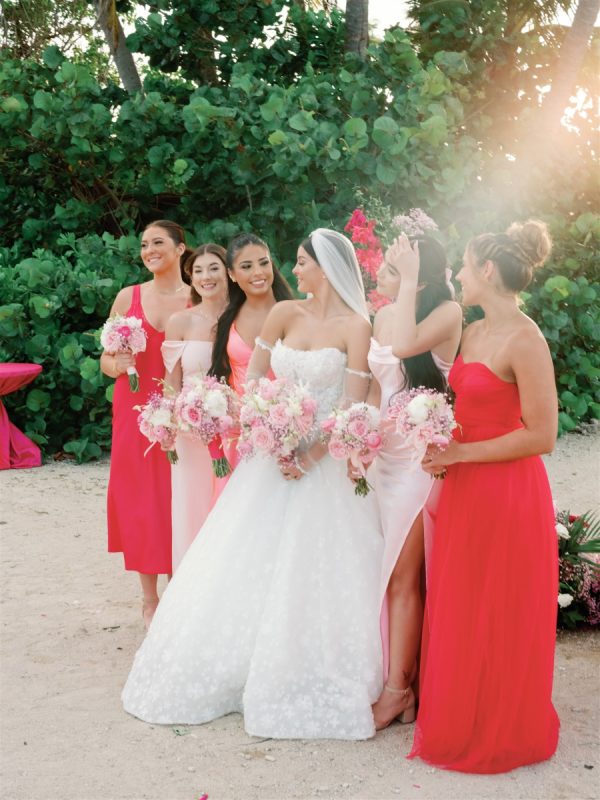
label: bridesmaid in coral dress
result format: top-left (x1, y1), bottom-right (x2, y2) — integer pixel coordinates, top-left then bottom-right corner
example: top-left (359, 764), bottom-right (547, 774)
top-left (208, 233), bottom-right (293, 466)
top-left (362, 236), bottom-right (462, 729)
top-left (411, 220), bottom-right (559, 773)
top-left (101, 221), bottom-right (191, 629)
top-left (162, 244), bottom-right (231, 573)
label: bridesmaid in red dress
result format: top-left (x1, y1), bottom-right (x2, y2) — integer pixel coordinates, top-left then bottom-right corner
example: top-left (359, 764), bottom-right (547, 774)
top-left (410, 220), bottom-right (559, 773)
top-left (208, 233), bottom-right (293, 466)
top-left (101, 220), bottom-right (191, 629)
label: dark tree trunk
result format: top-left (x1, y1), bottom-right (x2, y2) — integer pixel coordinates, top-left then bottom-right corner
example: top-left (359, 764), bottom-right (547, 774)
top-left (344, 0), bottom-right (369, 58)
top-left (544, 0), bottom-right (600, 124)
top-left (95, 0), bottom-right (142, 95)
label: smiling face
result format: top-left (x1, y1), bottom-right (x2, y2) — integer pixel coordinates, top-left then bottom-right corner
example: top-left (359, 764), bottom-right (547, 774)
top-left (140, 225), bottom-right (185, 274)
top-left (293, 246), bottom-right (323, 294)
top-left (191, 252), bottom-right (229, 303)
top-left (229, 243), bottom-right (274, 297)
top-left (375, 258), bottom-right (401, 299)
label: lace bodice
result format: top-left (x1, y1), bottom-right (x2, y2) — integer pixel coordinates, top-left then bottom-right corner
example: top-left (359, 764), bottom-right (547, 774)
top-left (270, 341), bottom-right (347, 421)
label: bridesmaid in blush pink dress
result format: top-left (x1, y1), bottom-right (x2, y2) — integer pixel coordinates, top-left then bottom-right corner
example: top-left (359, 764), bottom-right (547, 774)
top-left (207, 233), bottom-right (293, 467)
top-left (361, 235), bottom-right (462, 730)
top-left (101, 220), bottom-right (191, 629)
top-left (161, 244), bottom-right (231, 573)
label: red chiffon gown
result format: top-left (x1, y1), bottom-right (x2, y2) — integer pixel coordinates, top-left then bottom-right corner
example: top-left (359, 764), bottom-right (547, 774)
top-left (107, 285), bottom-right (172, 574)
top-left (409, 355), bottom-right (559, 773)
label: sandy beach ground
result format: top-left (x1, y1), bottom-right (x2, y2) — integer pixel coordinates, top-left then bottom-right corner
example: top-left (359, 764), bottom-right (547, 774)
top-left (1, 430), bottom-right (599, 800)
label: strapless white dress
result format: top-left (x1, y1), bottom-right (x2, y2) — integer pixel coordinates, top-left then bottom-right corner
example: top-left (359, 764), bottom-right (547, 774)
top-left (122, 342), bottom-right (384, 740)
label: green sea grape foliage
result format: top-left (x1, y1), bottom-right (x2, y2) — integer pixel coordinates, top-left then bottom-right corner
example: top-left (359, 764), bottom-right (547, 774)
top-left (0, 1), bottom-right (597, 459)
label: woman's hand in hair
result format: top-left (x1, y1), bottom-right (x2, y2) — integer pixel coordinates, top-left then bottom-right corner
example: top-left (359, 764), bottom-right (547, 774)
top-left (386, 235), bottom-right (420, 287)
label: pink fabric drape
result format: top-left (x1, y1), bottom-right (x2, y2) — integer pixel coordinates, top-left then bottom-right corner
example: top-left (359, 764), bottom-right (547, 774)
top-left (0, 363), bottom-right (43, 470)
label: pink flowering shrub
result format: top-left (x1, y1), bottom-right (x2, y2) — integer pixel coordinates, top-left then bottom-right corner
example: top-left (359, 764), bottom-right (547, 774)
top-left (344, 204), bottom-right (439, 316)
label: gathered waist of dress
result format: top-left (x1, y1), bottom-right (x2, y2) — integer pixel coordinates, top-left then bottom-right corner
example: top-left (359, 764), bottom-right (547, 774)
top-left (453, 419), bottom-right (524, 443)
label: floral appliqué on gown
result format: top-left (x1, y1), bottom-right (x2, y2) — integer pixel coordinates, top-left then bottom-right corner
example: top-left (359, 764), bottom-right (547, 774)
top-left (122, 342), bottom-right (384, 740)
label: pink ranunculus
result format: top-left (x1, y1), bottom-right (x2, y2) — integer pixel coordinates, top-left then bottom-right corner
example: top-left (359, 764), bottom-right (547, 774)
top-left (240, 405), bottom-right (256, 424)
top-left (348, 418), bottom-right (369, 439)
top-left (236, 440), bottom-right (253, 459)
top-left (301, 397), bottom-right (318, 415)
top-left (218, 414), bottom-right (233, 432)
top-left (365, 431), bottom-right (382, 450)
top-left (297, 412), bottom-right (314, 433)
top-left (116, 324), bottom-right (132, 337)
top-left (259, 380), bottom-right (278, 401)
top-left (321, 416), bottom-right (336, 433)
top-left (183, 405), bottom-right (201, 424)
top-left (252, 426), bottom-right (274, 451)
top-left (328, 439), bottom-right (349, 460)
top-left (269, 403), bottom-right (291, 428)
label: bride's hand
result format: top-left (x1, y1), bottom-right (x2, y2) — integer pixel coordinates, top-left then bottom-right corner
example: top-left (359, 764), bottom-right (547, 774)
top-left (347, 458), bottom-right (367, 483)
top-left (279, 453), bottom-right (309, 481)
top-left (385, 234), bottom-right (419, 285)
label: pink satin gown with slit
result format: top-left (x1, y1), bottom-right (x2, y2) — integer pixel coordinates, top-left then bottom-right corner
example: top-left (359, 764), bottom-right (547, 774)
top-left (368, 338), bottom-right (452, 681)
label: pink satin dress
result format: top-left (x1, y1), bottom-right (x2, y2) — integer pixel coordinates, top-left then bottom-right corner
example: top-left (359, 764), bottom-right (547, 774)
top-left (368, 338), bottom-right (452, 680)
top-left (162, 340), bottom-right (225, 572)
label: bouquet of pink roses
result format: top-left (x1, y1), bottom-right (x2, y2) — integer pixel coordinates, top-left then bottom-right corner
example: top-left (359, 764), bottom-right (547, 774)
top-left (388, 387), bottom-right (456, 473)
top-left (174, 374), bottom-right (239, 477)
top-left (237, 377), bottom-right (318, 468)
top-left (320, 402), bottom-right (384, 496)
top-left (100, 314), bottom-right (147, 391)
top-left (136, 392), bottom-right (178, 464)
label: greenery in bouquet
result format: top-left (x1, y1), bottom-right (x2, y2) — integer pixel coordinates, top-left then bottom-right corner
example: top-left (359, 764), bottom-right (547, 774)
top-left (555, 510), bottom-right (600, 630)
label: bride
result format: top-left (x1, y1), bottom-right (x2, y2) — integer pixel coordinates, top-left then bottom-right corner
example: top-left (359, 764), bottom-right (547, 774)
top-left (122, 228), bottom-right (384, 740)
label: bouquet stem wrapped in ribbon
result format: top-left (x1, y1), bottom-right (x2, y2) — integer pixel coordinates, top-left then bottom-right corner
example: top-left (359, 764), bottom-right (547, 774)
top-left (136, 392), bottom-right (178, 464)
top-left (174, 375), bottom-right (239, 477)
top-left (320, 402), bottom-right (384, 496)
top-left (100, 315), bottom-right (147, 392)
top-left (237, 377), bottom-right (318, 467)
top-left (388, 387), bottom-right (456, 477)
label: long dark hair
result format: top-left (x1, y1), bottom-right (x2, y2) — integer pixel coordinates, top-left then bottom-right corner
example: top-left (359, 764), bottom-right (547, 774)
top-left (402, 236), bottom-right (454, 393)
top-left (208, 233), bottom-right (293, 381)
top-left (142, 219), bottom-right (192, 284)
top-left (182, 243), bottom-right (231, 306)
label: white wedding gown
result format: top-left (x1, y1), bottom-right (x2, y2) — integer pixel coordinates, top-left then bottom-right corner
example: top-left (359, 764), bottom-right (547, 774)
top-left (122, 342), bottom-right (384, 739)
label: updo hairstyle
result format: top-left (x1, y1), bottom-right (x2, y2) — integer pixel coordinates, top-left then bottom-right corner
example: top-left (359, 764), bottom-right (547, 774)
top-left (468, 220), bottom-right (552, 292)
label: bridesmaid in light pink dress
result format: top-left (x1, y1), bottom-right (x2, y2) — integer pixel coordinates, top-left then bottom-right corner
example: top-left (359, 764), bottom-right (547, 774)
top-left (362, 235), bottom-right (462, 730)
top-left (207, 233), bottom-right (293, 466)
top-left (162, 244), bottom-right (231, 572)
